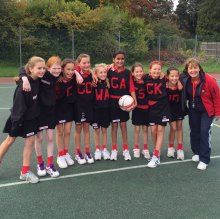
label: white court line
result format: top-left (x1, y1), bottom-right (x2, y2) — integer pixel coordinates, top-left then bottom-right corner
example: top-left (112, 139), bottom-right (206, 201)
top-left (0, 86), bottom-right (15, 89)
top-left (213, 123), bottom-right (220, 128)
top-left (0, 155), bottom-right (220, 188)
top-left (0, 108), bottom-right (10, 110)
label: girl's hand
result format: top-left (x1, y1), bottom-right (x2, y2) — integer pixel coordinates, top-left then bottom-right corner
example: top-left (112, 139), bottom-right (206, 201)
top-left (22, 77), bottom-right (31, 92)
top-left (106, 63), bottom-right (114, 71)
top-left (90, 69), bottom-right (98, 84)
top-left (159, 73), bottom-right (165, 79)
top-left (129, 100), bottom-right (137, 111)
top-left (76, 73), bottom-right (83, 84)
top-left (177, 80), bottom-right (183, 90)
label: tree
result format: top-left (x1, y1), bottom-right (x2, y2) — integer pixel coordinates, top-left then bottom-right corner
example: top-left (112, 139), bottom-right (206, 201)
top-left (117, 0), bottom-right (173, 21)
top-left (197, 0), bottom-right (220, 40)
top-left (175, 0), bottom-right (199, 35)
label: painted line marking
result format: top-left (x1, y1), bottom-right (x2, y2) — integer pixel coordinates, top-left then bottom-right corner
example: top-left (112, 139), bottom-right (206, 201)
top-left (0, 155), bottom-right (220, 188)
top-left (0, 86), bottom-right (15, 89)
top-left (213, 123), bottom-right (220, 128)
top-left (0, 108), bottom-right (10, 110)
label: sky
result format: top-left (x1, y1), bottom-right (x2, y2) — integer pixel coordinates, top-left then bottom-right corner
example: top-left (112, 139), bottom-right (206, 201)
top-left (173, 0), bottom-right (179, 10)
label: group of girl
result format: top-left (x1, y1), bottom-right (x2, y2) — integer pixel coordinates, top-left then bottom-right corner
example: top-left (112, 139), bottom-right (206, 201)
top-left (0, 50), bottom-right (220, 184)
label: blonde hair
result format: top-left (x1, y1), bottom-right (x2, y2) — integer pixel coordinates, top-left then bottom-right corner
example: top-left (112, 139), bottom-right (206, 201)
top-left (25, 56), bottom-right (45, 75)
top-left (183, 57), bottom-right (204, 74)
top-left (46, 56), bottom-right (61, 68)
top-left (94, 63), bottom-right (107, 74)
top-left (77, 54), bottom-right (90, 63)
top-left (93, 63), bottom-right (109, 88)
top-left (14, 56), bottom-right (45, 83)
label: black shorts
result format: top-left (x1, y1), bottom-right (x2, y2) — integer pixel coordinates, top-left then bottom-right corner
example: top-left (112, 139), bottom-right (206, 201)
top-left (55, 101), bottom-right (74, 124)
top-left (38, 105), bottom-right (56, 131)
top-left (148, 98), bottom-right (171, 126)
top-left (110, 105), bottom-right (129, 123)
top-left (169, 104), bottom-right (185, 122)
top-left (75, 101), bottom-right (93, 124)
top-left (3, 116), bottom-right (38, 138)
top-left (91, 108), bottom-right (110, 129)
top-left (132, 108), bottom-right (149, 126)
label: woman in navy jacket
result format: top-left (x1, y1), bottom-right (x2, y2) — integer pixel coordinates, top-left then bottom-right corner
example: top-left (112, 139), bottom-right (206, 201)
top-left (181, 58), bottom-right (220, 170)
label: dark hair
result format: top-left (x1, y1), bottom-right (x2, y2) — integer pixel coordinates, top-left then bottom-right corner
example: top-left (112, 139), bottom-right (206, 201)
top-left (61, 58), bottom-right (74, 69)
top-left (112, 49), bottom-right (126, 58)
top-left (167, 67), bottom-right (179, 75)
top-left (131, 62), bottom-right (144, 73)
top-left (183, 58), bottom-right (204, 74)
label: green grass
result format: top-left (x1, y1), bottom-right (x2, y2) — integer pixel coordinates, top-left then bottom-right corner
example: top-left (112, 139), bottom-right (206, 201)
top-left (0, 58), bottom-right (220, 77)
top-left (0, 62), bottom-right (19, 77)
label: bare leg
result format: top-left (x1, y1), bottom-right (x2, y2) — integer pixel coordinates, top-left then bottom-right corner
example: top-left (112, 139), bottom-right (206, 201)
top-left (46, 129), bottom-right (54, 157)
top-left (111, 122), bottom-right (118, 146)
top-left (83, 122), bottom-right (90, 148)
top-left (0, 136), bottom-right (16, 162)
top-left (75, 124), bottom-right (82, 151)
top-left (120, 122), bottom-right (128, 145)
top-left (101, 127), bottom-right (107, 146)
top-left (35, 131), bottom-right (43, 156)
top-left (94, 128), bottom-right (100, 147)
top-left (142, 125), bottom-right (148, 146)
top-left (134, 125), bottom-right (140, 146)
top-left (22, 136), bottom-right (35, 166)
top-left (56, 124), bottom-right (64, 153)
top-left (64, 122), bottom-right (72, 150)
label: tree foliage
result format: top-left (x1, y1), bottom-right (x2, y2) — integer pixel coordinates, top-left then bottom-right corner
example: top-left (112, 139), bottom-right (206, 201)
top-left (196, 0), bottom-right (220, 40)
top-left (175, 0), bottom-right (199, 35)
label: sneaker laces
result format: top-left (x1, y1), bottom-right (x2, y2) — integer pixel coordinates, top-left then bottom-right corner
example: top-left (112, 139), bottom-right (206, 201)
top-left (86, 153), bottom-right (92, 159)
top-left (39, 161), bottom-right (45, 170)
top-left (49, 164), bottom-right (56, 172)
top-left (78, 153), bottom-right (84, 159)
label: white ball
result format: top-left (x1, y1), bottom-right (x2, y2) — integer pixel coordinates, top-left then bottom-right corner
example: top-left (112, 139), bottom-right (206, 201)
top-left (118, 95), bottom-right (135, 111)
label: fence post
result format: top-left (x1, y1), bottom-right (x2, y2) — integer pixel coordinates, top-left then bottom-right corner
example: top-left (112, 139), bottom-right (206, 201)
top-left (19, 26), bottom-right (22, 67)
top-left (118, 31), bottom-right (121, 49)
top-left (158, 34), bottom-right (161, 61)
top-left (71, 30), bottom-right (75, 60)
top-left (194, 34), bottom-right (197, 57)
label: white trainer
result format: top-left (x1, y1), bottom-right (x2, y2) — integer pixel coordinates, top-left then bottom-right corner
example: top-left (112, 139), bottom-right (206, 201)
top-left (57, 156), bottom-right (68, 168)
top-left (197, 161), bottom-right (208, 170)
top-left (85, 153), bottom-right (95, 164)
top-left (110, 150), bottom-right (118, 161)
top-left (94, 149), bottom-right (102, 160)
top-left (123, 150), bottom-right (131, 161)
top-left (37, 161), bottom-right (46, 177)
top-left (147, 155), bottom-right (160, 168)
top-left (192, 154), bottom-right (199, 162)
top-left (102, 148), bottom-right (110, 160)
top-left (46, 164), bottom-right (60, 178)
top-left (177, 150), bottom-right (184, 160)
top-left (133, 148), bottom-right (140, 158)
top-left (142, 149), bottom-right (151, 160)
top-left (65, 153), bottom-right (74, 166)
top-left (75, 153), bottom-right (87, 165)
top-left (20, 171), bottom-right (39, 183)
top-left (167, 147), bottom-right (175, 158)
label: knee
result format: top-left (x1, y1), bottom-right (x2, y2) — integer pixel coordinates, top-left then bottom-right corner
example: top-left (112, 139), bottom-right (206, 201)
top-left (37, 135), bottom-right (43, 143)
top-left (65, 129), bottom-right (71, 137)
top-left (170, 126), bottom-right (177, 132)
top-left (56, 128), bottom-right (63, 137)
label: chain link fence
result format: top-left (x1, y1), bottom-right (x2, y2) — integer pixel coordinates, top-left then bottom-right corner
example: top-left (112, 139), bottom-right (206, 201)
top-left (0, 26), bottom-right (219, 67)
